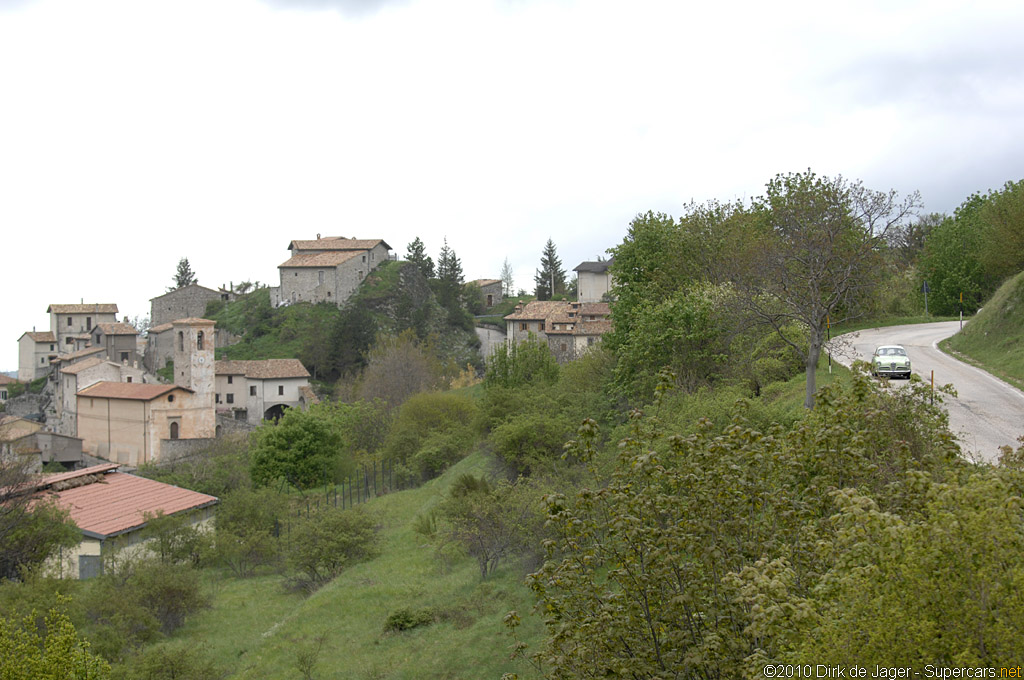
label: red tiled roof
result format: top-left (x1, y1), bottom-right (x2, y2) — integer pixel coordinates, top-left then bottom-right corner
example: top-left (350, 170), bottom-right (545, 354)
top-left (504, 301), bottom-right (570, 321)
top-left (278, 250), bottom-right (362, 269)
top-left (77, 382), bottom-right (188, 400)
top-left (147, 322), bottom-right (174, 334)
top-left (93, 322), bottom-right (138, 336)
top-left (576, 302), bottom-right (611, 317)
top-left (58, 356), bottom-right (108, 375)
top-left (38, 465), bottom-right (217, 538)
top-left (171, 317), bottom-right (215, 325)
top-left (21, 331), bottom-right (56, 343)
top-left (216, 359), bottom-right (310, 380)
top-left (288, 237), bottom-right (389, 252)
top-left (53, 347), bottom-right (105, 363)
top-left (0, 375), bottom-right (19, 386)
top-left (47, 304), bottom-right (119, 314)
top-left (573, 320), bottom-right (612, 336)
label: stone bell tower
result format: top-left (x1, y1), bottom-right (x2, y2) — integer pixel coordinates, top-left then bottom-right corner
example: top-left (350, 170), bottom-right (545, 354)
top-left (171, 317), bottom-right (216, 436)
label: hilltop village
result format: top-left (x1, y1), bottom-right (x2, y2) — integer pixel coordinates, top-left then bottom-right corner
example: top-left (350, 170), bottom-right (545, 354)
top-left (4, 236), bottom-right (614, 474)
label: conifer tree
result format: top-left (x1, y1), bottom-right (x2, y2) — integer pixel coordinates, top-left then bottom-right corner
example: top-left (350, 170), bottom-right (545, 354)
top-left (534, 239), bottom-right (566, 300)
top-left (500, 257), bottom-right (515, 297)
top-left (405, 237), bottom-right (434, 279)
top-left (171, 257), bottom-right (197, 290)
top-left (435, 238), bottom-right (465, 311)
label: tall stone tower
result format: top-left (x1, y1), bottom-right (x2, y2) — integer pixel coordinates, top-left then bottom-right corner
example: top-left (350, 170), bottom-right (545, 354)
top-left (172, 317), bottom-right (216, 437)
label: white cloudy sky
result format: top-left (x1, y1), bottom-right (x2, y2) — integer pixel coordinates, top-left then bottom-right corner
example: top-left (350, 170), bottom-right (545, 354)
top-left (2, 0), bottom-right (1022, 370)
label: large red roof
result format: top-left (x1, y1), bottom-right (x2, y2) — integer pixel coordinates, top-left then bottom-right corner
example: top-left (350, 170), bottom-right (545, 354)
top-left (38, 465), bottom-right (217, 539)
top-left (76, 382), bottom-right (188, 400)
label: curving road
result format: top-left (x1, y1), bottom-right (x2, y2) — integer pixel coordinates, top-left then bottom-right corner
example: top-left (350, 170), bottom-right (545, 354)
top-left (829, 321), bottom-right (1024, 463)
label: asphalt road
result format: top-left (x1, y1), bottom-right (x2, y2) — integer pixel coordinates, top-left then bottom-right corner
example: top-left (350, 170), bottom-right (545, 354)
top-left (830, 321), bottom-right (1024, 463)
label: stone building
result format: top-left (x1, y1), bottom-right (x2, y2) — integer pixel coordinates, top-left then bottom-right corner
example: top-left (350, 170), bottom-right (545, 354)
top-left (214, 358), bottom-right (313, 425)
top-left (470, 279), bottom-right (503, 308)
top-left (504, 300), bottom-right (612, 364)
top-left (90, 322), bottom-right (140, 366)
top-left (573, 260), bottom-right (614, 303)
top-left (76, 318), bottom-right (216, 466)
top-left (270, 237), bottom-right (391, 307)
top-left (0, 375), bottom-right (17, 404)
top-left (1, 429), bottom-right (83, 473)
top-left (149, 284), bottom-right (225, 327)
top-left (17, 331), bottom-right (57, 382)
top-left (55, 356), bottom-right (145, 437)
top-left (47, 304), bottom-right (119, 350)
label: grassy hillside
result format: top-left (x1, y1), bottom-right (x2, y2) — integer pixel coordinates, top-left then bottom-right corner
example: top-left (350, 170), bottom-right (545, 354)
top-left (164, 451), bottom-right (543, 680)
top-left (941, 269), bottom-right (1024, 390)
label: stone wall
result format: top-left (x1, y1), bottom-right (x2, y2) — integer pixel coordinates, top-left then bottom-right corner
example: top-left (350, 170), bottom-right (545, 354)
top-left (159, 437), bottom-right (217, 462)
top-left (150, 285), bottom-right (223, 326)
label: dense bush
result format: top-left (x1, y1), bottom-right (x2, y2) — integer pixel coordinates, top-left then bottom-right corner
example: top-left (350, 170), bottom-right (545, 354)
top-left (285, 507), bottom-right (380, 593)
top-left (382, 391), bottom-right (477, 483)
top-left (0, 597), bottom-right (110, 679)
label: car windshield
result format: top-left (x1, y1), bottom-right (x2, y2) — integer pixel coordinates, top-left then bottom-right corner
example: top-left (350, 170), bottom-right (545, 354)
top-left (877, 347), bottom-right (906, 357)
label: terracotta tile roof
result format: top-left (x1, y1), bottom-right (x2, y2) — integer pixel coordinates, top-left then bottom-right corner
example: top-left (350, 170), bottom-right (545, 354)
top-left (69, 333), bottom-right (92, 341)
top-left (573, 320), bottom-right (612, 336)
top-left (171, 317), bottom-right (215, 325)
top-left (288, 237), bottom-right (390, 252)
top-left (53, 347), bottom-right (105, 363)
top-left (37, 465), bottom-right (217, 539)
top-left (149, 284), bottom-right (220, 302)
top-left (577, 302), bottom-right (611, 317)
top-left (147, 322), bottom-right (174, 334)
top-left (278, 250), bottom-right (362, 269)
top-left (77, 382), bottom-right (188, 400)
top-left (215, 359), bottom-right (310, 380)
top-left (93, 322), bottom-right (138, 336)
top-left (47, 304), bottom-right (119, 314)
top-left (504, 301), bottom-right (570, 321)
top-left (0, 375), bottom-right (18, 386)
top-left (21, 331), bottom-right (56, 343)
top-left (470, 279), bottom-right (501, 287)
top-left (58, 356), bottom-right (108, 375)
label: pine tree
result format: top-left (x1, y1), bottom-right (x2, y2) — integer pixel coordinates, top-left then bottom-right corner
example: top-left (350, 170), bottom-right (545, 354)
top-left (435, 238), bottom-right (464, 311)
top-left (500, 257), bottom-right (515, 297)
top-left (405, 237), bottom-right (434, 279)
top-left (171, 257), bottom-right (197, 291)
top-left (534, 239), bottom-right (566, 301)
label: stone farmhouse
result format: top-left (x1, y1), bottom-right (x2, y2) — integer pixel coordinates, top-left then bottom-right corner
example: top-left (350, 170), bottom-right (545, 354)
top-left (149, 283), bottom-right (231, 327)
top-left (76, 318), bottom-right (216, 467)
top-left (504, 300), bottom-right (612, 363)
top-left (215, 359), bottom-right (314, 425)
top-left (48, 303), bottom-right (119, 351)
top-left (31, 464), bottom-right (218, 579)
top-left (470, 279), bottom-right (504, 308)
top-left (17, 331), bottom-right (57, 382)
top-left (574, 259), bottom-right (614, 303)
top-left (270, 236), bottom-right (392, 307)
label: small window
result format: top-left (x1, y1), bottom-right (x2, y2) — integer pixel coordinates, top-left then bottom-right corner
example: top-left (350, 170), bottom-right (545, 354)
top-left (560, 342), bottom-right (567, 351)
top-left (86, 317), bottom-right (91, 328)
top-left (120, 352), bottom-right (129, 363)
top-left (250, 386), bottom-right (256, 396)
top-left (50, 344), bottom-right (54, 351)
top-left (216, 394), bottom-right (221, 404)
top-left (318, 270), bottom-right (325, 285)
top-left (168, 394), bottom-right (175, 403)
top-left (67, 316), bottom-right (73, 327)
top-left (197, 331), bottom-right (204, 350)
top-left (126, 376), bottom-right (132, 383)
top-left (178, 331), bottom-right (184, 351)
top-left (40, 357), bottom-right (45, 364)
top-left (226, 393), bottom-right (234, 404)
top-left (540, 322), bottom-right (545, 331)
top-left (520, 323), bottom-right (527, 331)
top-left (278, 385), bottom-right (284, 396)
top-left (227, 375), bottom-right (233, 384)
top-left (361, 254), bottom-right (366, 262)
top-left (358, 270), bottom-right (363, 278)
top-left (66, 337), bottom-right (74, 345)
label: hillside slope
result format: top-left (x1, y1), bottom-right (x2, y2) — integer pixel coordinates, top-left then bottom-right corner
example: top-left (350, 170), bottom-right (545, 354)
top-left (942, 269), bottom-right (1024, 390)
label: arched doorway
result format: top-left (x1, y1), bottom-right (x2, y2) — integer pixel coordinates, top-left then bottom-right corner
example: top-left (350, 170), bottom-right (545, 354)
top-left (264, 404), bottom-right (288, 422)
top-left (170, 422), bottom-right (179, 439)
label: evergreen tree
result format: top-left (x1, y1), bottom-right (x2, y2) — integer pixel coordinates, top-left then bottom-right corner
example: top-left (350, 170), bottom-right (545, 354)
top-left (533, 239), bottom-right (566, 300)
top-left (171, 257), bottom-right (197, 290)
top-left (499, 257), bottom-right (515, 297)
top-left (405, 237), bottom-right (434, 279)
top-left (435, 238), bottom-right (465, 311)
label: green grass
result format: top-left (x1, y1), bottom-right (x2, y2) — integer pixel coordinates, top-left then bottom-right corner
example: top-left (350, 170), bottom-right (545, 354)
top-left (167, 452), bottom-right (544, 680)
top-left (940, 270), bottom-right (1024, 391)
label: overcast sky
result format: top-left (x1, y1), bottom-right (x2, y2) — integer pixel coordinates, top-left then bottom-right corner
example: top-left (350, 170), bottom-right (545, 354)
top-left (2, 0), bottom-right (1022, 371)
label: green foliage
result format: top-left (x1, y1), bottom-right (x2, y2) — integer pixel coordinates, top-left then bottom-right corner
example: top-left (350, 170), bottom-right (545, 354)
top-left (139, 511), bottom-right (210, 567)
top-left (489, 411), bottom-right (574, 476)
top-left (356, 330), bottom-right (443, 409)
top-left (484, 335), bottom-right (559, 389)
top-left (0, 483), bottom-right (80, 581)
top-left (533, 238), bottom-right (567, 300)
top-left (136, 434), bottom-right (250, 497)
top-left (111, 641), bottom-right (220, 680)
top-left (0, 597), bottom-right (110, 679)
top-left (405, 236), bottom-right (434, 279)
top-left (383, 391), bottom-right (477, 483)
top-left (519, 367), bottom-right (966, 677)
top-left (434, 237), bottom-right (465, 313)
top-left (250, 401), bottom-right (366, 489)
top-left (285, 507), bottom-right (380, 593)
top-left (383, 606), bottom-right (436, 632)
top-left (170, 257), bottom-right (196, 290)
